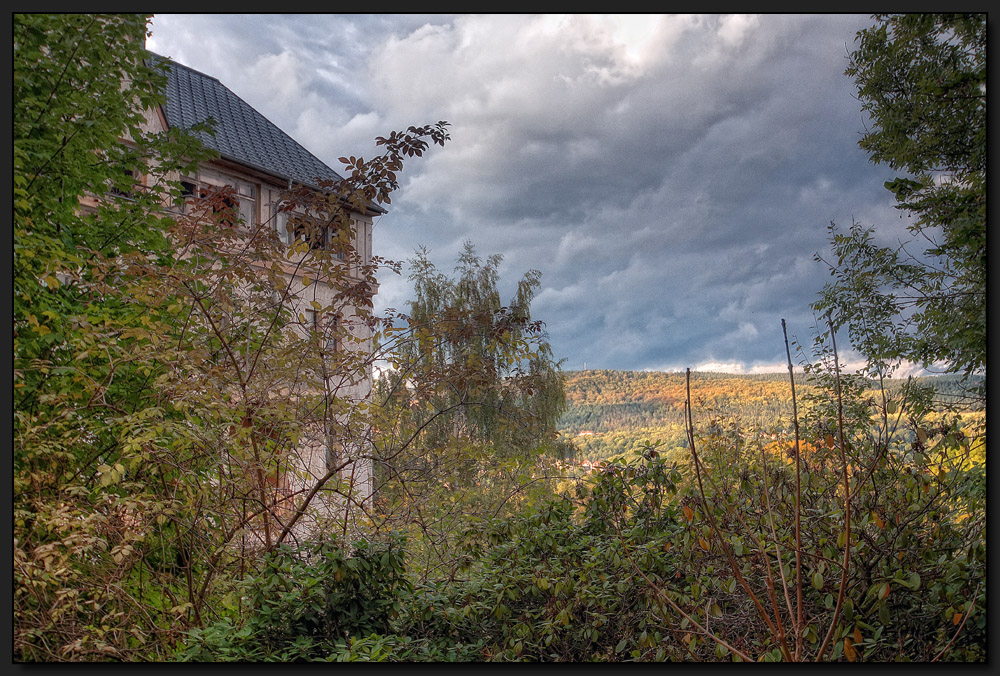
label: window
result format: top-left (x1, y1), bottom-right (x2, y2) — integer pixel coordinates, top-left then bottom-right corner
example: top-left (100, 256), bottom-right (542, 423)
top-left (201, 186), bottom-right (238, 227)
top-left (283, 211), bottom-right (350, 257)
top-left (174, 179), bottom-right (197, 209)
top-left (273, 201), bottom-right (292, 245)
top-left (289, 214), bottom-right (326, 251)
top-left (328, 218), bottom-right (349, 260)
top-left (301, 219), bottom-right (325, 251)
top-left (108, 166), bottom-right (139, 199)
top-left (237, 182), bottom-right (257, 228)
top-left (200, 183), bottom-right (255, 229)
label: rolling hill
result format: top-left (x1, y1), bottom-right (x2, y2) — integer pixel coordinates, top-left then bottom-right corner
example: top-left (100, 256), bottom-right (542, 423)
top-left (557, 369), bottom-right (982, 462)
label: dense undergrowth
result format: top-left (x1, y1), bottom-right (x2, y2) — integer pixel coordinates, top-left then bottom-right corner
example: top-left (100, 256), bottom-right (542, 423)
top-left (179, 372), bottom-right (985, 662)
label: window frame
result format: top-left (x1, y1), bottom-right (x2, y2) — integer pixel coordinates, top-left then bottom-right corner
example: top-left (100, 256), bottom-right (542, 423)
top-left (283, 208), bottom-right (352, 258)
top-left (236, 181), bottom-right (257, 229)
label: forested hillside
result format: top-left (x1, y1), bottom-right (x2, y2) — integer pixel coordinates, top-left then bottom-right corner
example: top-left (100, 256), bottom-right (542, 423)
top-left (559, 370), bottom-right (983, 462)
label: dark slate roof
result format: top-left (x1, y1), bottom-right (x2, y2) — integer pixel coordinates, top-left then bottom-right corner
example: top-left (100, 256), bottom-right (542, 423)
top-left (152, 54), bottom-right (382, 212)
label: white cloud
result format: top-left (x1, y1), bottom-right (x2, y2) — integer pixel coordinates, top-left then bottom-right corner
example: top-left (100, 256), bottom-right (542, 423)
top-left (717, 14), bottom-right (759, 46)
top-left (250, 50), bottom-right (303, 106)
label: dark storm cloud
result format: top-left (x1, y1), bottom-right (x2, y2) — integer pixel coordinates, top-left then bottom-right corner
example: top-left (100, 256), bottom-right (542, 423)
top-left (149, 14), bottom-right (907, 373)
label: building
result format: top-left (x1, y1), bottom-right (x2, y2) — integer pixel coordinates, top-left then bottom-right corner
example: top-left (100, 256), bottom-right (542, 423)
top-left (134, 54), bottom-right (381, 542)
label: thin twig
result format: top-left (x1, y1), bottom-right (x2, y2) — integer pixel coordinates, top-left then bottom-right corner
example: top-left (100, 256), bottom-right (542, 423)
top-left (782, 319), bottom-right (805, 659)
top-left (757, 442), bottom-right (795, 659)
top-left (816, 313), bottom-right (852, 662)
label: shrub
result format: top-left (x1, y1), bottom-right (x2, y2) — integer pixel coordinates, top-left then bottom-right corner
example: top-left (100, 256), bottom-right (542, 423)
top-left (179, 536), bottom-right (408, 661)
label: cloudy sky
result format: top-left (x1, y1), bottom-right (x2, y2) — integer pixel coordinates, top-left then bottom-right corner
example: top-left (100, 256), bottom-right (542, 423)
top-left (147, 13), bottom-right (914, 374)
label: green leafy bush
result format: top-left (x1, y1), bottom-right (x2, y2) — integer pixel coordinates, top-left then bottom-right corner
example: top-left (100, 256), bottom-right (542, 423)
top-left (179, 537), bottom-right (408, 661)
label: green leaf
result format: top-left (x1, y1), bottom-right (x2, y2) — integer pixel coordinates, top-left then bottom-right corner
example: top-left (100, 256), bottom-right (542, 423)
top-left (879, 601), bottom-right (890, 626)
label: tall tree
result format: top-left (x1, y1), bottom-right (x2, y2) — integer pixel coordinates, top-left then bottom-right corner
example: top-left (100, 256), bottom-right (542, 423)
top-left (371, 243), bottom-right (566, 574)
top-left (382, 242), bottom-right (565, 462)
top-left (814, 14), bottom-right (985, 397)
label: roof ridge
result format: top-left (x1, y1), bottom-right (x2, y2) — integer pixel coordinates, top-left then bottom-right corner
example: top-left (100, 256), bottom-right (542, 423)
top-left (147, 51), bottom-right (222, 85)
